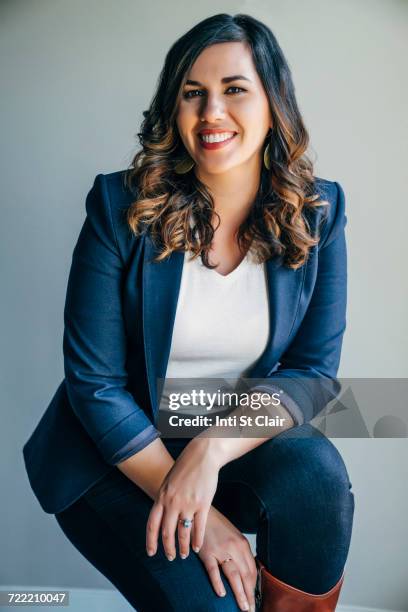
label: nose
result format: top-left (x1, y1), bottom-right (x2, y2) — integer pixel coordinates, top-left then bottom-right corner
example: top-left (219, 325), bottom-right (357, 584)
top-left (199, 93), bottom-right (227, 124)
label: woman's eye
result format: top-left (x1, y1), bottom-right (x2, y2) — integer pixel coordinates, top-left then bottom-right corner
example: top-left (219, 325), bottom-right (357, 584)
top-left (227, 86), bottom-right (245, 95)
top-left (183, 86), bottom-right (245, 99)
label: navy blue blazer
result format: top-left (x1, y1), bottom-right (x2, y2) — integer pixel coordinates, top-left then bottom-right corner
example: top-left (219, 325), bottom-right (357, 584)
top-left (23, 171), bottom-right (347, 514)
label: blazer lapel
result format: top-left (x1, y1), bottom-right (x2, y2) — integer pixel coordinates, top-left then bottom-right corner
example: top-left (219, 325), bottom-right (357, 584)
top-left (142, 233), bottom-right (185, 417)
top-left (142, 236), bottom-right (305, 419)
top-left (250, 257), bottom-right (306, 377)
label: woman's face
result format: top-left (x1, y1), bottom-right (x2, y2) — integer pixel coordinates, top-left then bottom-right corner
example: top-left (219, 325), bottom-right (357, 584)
top-left (176, 41), bottom-right (273, 176)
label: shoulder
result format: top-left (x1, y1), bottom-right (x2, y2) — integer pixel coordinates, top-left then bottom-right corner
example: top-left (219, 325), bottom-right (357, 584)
top-left (98, 169), bottom-right (136, 211)
top-left (310, 176), bottom-right (347, 250)
top-left (85, 170), bottom-right (140, 262)
top-left (86, 169), bottom-right (135, 218)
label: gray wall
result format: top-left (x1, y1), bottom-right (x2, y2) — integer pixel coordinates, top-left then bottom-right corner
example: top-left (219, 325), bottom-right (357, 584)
top-left (1, 0), bottom-right (407, 610)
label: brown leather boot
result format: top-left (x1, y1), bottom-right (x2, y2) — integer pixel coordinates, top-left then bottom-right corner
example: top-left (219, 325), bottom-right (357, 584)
top-left (254, 556), bottom-right (344, 611)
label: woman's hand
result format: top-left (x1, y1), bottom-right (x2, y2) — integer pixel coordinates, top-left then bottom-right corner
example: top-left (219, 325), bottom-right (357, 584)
top-left (146, 438), bottom-right (221, 560)
top-left (198, 505), bottom-right (258, 612)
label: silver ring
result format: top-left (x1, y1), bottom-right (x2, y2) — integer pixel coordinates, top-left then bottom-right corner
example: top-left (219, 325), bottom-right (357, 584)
top-left (179, 517), bottom-right (194, 528)
top-left (221, 556), bottom-right (233, 564)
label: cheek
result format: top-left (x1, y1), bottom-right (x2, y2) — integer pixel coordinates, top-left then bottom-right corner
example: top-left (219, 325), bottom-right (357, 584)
top-left (232, 99), bottom-right (265, 123)
top-left (237, 104), bottom-right (271, 139)
top-left (176, 116), bottom-right (191, 143)
top-left (177, 103), bottom-right (195, 124)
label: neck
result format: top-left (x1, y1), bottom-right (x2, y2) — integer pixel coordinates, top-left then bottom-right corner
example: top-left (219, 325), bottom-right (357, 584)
top-left (194, 154), bottom-right (262, 232)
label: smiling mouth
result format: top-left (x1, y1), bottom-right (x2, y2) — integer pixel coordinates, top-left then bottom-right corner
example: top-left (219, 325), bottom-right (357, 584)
top-left (198, 132), bottom-right (237, 143)
top-left (198, 133), bottom-right (238, 150)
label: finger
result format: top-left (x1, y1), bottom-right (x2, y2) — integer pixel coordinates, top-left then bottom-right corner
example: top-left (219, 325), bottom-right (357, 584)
top-left (221, 560), bottom-right (250, 612)
top-left (235, 555), bottom-right (257, 612)
top-left (161, 506), bottom-right (179, 560)
top-left (192, 508), bottom-right (208, 552)
top-left (177, 514), bottom-right (193, 559)
top-left (146, 502), bottom-right (164, 556)
top-left (203, 555), bottom-right (227, 598)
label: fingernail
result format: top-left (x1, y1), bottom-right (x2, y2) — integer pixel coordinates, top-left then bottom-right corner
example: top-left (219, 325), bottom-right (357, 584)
top-left (146, 549), bottom-right (154, 556)
top-left (180, 553), bottom-right (188, 559)
top-left (193, 546), bottom-right (200, 553)
top-left (242, 602), bottom-right (249, 611)
top-left (167, 554), bottom-right (175, 561)
top-left (250, 605), bottom-right (256, 612)
top-left (219, 590), bottom-right (226, 597)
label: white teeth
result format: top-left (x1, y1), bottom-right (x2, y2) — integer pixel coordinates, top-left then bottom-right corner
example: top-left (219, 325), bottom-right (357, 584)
top-left (200, 132), bottom-right (235, 143)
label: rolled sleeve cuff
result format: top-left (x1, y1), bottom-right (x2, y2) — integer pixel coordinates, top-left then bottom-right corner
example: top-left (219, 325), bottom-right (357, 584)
top-left (97, 412), bottom-right (161, 465)
top-left (110, 424), bottom-right (161, 465)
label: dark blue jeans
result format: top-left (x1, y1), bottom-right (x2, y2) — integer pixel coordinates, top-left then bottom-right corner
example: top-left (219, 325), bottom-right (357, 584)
top-left (55, 424), bottom-right (355, 611)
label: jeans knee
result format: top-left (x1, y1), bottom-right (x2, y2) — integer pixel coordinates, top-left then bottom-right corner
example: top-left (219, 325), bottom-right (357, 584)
top-left (260, 433), bottom-right (355, 526)
top-left (292, 438), bottom-right (354, 546)
top-left (310, 438), bottom-right (354, 510)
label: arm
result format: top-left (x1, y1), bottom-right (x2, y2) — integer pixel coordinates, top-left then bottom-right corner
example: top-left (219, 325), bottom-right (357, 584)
top-left (190, 398), bottom-right (295, 469)
top-left (63, 174), bottom-right (161, 467)
top-left (194, 180), bottom-right (347, 467)
top-left (115, 438), bottom-right (175, 500)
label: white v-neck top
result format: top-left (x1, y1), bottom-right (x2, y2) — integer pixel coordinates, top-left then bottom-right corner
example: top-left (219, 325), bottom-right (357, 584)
top-left (159, 250), bottom-right (270, 415)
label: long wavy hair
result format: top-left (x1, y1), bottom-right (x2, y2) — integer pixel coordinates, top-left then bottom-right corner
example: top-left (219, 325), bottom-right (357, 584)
top-left (124, 13), bottom-right (329, 270)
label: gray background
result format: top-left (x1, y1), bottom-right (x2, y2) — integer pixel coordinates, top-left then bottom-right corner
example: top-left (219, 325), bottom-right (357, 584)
top-left (1, 0), bottom-right (407, 610)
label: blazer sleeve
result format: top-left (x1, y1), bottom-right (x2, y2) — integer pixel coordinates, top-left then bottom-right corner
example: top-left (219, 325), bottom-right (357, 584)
top-left (250, 181), bottom-right (348, 426)
top-left (63, 174), bottom-right (161, 465)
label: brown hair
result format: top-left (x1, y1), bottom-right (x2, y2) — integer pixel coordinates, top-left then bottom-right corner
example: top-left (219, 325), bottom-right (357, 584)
top-left (124, 13), bottom-right (328, 270)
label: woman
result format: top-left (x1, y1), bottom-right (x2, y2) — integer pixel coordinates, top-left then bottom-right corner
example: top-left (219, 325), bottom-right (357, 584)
top-left (23, 13), bottom-right (354, 612)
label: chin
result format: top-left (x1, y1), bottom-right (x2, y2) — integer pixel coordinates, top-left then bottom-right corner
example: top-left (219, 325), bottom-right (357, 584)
top-left (197, 162), bottom-right (238, 175)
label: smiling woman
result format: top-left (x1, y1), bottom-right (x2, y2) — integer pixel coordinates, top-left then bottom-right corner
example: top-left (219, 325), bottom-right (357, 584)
top-left (177, 46), bottom-right (273, 182)
top-left (125, 19), bottom-right (330, 274)
top-left (23, 12), bottom-right (353, 612)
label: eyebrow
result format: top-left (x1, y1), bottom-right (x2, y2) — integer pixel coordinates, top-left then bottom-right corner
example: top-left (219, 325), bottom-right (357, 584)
top-left (185, 75), bottom-right (252, 86)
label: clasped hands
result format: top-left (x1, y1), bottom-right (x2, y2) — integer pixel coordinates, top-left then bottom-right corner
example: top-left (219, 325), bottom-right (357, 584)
top-left (145, 435), bottom-right (258, 612)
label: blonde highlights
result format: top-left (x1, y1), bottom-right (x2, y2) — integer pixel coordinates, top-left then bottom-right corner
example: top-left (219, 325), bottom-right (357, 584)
top-left (124, 14), bottom-right (329, 270)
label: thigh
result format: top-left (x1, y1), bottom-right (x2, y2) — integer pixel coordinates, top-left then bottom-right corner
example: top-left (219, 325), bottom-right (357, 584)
top-left (164, 427), bottom-right (354, 534)
top-left (55, 464), bottom-right (240, 612)
top-left (216, 422), bottom-right (354, 508)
